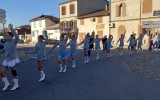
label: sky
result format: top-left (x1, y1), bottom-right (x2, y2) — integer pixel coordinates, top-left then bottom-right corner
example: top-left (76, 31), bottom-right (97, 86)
top-left (0, 0), bottom-right (68, 28)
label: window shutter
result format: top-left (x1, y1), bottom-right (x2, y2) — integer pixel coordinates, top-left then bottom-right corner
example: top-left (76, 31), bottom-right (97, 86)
top-left (70, 4), bottom-right (75, 14)
top-left (116, 5), bottom-right (119, 17)
top-left (122, 3), bottom-right (126, 16)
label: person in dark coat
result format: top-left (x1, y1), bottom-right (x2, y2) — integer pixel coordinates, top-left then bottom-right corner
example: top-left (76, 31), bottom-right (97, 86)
top-left (102, 35), bottom-right (107, 51)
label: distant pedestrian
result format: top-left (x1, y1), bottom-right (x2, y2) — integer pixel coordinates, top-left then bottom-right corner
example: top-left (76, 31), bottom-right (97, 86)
top-left (48, 29), bottom-right (70, 73)
top-left (89, 35), bottom-right (106, 60)
top-left (116, 30), bottom-right (126, 56)
top-left (77, 34), bottom-right (91, 63)
top-left (105, 34), bottom-right (113, 58)
top-left (88, 31), bottom-right (95, 56)
top-left (136, 33), bottom-right (146, 53)
top-left (67, 28), bottom-right (79, 68)
top-left (26, 30), bottom-right (48, 82)
top-left (102, 35), bottom-right (107, 51)
top-left (127, 34), bottom-right (134, 54)
top-left (0, 24), bottom-right (20, 91)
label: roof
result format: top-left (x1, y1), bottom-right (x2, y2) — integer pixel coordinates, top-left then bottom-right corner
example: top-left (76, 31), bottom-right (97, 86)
top-left (45, 24), bottom-right (60, 30)
top-left (30, 15), bottom-right (59, 22)
top-left (60, 0), bottom-right (77, 5)
top-left (15, 25), bottom-right (31, 30)
top-left (78, 10), bottom-right (110, 19)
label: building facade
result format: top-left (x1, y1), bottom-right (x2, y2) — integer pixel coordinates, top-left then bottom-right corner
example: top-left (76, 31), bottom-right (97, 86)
top-left (59, 0), bottom-right (108, 43)
top-left (30, 15), bottom-right (59, 42)
top-left (77, 10), bottom-right (110, 42)
top-left (110, 0), bottom-right (160, 43)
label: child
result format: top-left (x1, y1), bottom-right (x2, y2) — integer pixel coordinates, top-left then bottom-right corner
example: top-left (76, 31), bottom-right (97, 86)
top-left (26, 30), bottom-right (48, 81)
top-left (0, 24), bottom-right (20, 91)
top-left (48, 29), bottom-right (70, 72)
top-left (67, 28), bottom-right (79, 68)
top-left (116, 30), bottom-right (126, 56)
top-left (105, 35), bottom-right (113, 57)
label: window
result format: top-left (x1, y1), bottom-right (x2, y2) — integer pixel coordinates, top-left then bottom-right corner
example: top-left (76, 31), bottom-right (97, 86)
top-left (119, 4), bottom-right (123, 16)
top-left (70, 4), bottom-right (75, 14)
top-left (32, 31), bottom-right (35, 37)
top-left (98, 17), bottom-right (103, 23)
top-left (61, 6), bottom-right (66, 15)
top-left (116, 3), bottom-right (126, 17)
top-left (34, 22), bottom-right (36, 28)
top-left (143, 0), bottom-right (152, 13)
top-left (80, 19), bottom-right (84, 25)
top-left (39, 21), bottom-right (42, 27)
top-left (70, 21), bottom-right (74, 31)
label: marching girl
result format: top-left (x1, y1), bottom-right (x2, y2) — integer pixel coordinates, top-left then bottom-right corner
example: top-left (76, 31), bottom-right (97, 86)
top-left (127, 34), bottom-right (134, 54)
top-left (77, 33), bottom-right (91, 63)
top-left (0, 24), bottom-right (20, 91)
top-left (116, 31), bottom-right (126, 56)
top-left (89, 35), bottom-right (106, 60)
top-left (26, 30), bottom-right (48, 82)
top-left (136, 33), bottom-right (146, 53)
top-left (67, 28), bottom-right (79, 68)
top-left (48, 29), bottom-right (69, 73)
top-left (152, 33), bottom-right (159, 52)
top-left (105, 35), bottom-right (113, 58)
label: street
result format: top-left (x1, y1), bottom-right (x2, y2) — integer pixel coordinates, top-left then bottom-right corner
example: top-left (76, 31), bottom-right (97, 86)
top-left (0, 49), bottom-right (160, 100)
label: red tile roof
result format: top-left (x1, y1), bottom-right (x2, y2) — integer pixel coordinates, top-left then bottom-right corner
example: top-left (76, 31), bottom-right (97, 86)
top-left (30, 15), bottom-right (59, 22)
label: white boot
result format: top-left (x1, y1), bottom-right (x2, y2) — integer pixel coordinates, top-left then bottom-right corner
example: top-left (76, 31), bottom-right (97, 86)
top-left (39, 71), bottom-right (46, 82)
top-left (59, 64), bottom-right (63, 73)
top-left (2, 78), bottom-right (10, 91)
top-left (63, 65), bottom-right (67, 73)
top-left (84, 57), bottom-right (87, 64)
top-left (72, 60), bottom-right (76, 68)
top-left (10, 79), bottom-right (19, 91)
top-left (96, 55), bottom-right (99, 60)
top-left (86, 57), bottom-right (89, 63)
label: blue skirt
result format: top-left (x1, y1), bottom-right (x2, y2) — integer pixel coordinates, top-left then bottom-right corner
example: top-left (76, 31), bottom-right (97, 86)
top-left (138, 42), bottom-right (143, 46)
top-left (84, 47), bottom-right (89, 52)
top-left (119, 43), bottom-right (124, 47)
top-left (107, 45), bottom-right (113, 49)
top-left (58, 51), bottom-right (69, 59)
top-left (70, 49), bottom-right (78, 55)
top-left (154, 41), bottom-right (159, 45)
top-left (129, 42), bottom-right (133, 46)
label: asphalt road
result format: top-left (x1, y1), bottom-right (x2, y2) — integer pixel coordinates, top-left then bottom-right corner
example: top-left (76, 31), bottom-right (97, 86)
top-left (0, 49), bottom-right (160, 100)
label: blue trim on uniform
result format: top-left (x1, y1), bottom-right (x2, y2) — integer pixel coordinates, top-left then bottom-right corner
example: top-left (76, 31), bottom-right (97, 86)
top-left (37, 56), bottom-right (48, 60)
top-left (57, 51), bottom-right (69, 59)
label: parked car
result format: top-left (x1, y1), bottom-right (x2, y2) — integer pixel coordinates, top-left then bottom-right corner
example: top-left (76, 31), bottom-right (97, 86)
top-left (47, 39), bottom-right (58, 45)
top-left (0, 39), bottom-right (5, 50)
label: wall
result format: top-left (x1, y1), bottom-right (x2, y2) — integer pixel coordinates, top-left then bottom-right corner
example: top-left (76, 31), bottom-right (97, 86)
top-left (78, 0), bottom-right (106, 16)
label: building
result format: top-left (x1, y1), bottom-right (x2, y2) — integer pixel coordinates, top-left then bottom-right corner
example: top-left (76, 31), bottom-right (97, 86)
top-left (15, 25), bottom-right (31, 42)
top-left (45, 23), bottom-right (60, 40)
top-left (110, 0), bottom-right (160, 43)
top-left (59, 0), bottom-right (108, 43)
top-left (30, 15), bottom-right (60, 42)
top-left (77, 10), bottom-right (110, 42)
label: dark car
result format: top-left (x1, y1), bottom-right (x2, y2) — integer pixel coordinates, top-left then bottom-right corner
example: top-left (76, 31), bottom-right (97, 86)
top-left (47, 39), bottom-right (58, 45)
top-left (0, 39), bottom-right (6, 50)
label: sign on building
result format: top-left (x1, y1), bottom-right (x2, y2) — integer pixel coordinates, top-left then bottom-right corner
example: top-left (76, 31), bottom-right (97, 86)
top-left (142, 21), bottom-right (160, 28)
top-left (153, 10), bottom-right (160, 16)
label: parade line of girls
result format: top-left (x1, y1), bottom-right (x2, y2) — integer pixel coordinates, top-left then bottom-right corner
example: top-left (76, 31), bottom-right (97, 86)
top-left (0, 24), bottom-right (160, 91)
